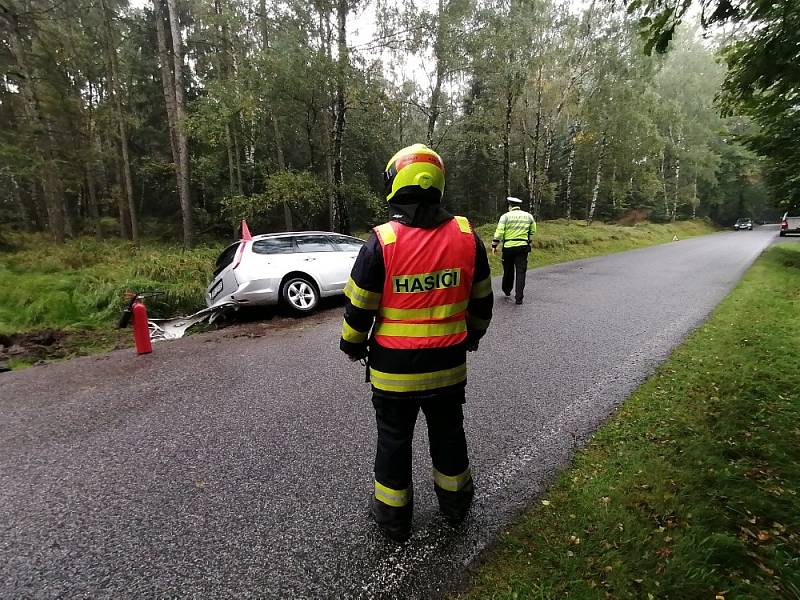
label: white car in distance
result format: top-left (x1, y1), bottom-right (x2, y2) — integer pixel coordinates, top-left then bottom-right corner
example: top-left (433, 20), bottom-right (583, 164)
top-left (207, 232), bottom-right (365, 313)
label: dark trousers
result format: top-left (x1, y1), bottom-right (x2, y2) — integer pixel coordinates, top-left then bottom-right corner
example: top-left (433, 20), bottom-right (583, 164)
top-left (502, 245), bottom-right (529, 301)
top-left (371, 392), bottom-right (474, 531)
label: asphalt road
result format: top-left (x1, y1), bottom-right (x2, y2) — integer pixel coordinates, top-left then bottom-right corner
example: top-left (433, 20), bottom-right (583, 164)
top-left (0, 226), bottom-right (789, 599)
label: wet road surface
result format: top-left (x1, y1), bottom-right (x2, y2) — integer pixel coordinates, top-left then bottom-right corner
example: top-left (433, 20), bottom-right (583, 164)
top-left (0, 226), bottom-right (787, 598)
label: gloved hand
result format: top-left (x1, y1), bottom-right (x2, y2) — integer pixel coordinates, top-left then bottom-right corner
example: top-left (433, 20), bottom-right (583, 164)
top-left (345, 346), bottom-right (368, 362)
top-left (466, 339), bottom-right (479, 352)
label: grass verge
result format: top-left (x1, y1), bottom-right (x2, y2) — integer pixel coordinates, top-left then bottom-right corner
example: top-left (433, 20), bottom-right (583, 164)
top-left (0, 233), bottom-right (218, 335)
top-left (456, 243), bottom-right (800, 599)
top-left (476, 219), bottom-right (717, 276)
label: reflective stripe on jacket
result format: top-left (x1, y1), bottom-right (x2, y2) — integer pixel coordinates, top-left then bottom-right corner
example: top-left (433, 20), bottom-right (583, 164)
top-left (493, 207), bottom-right (537, 249)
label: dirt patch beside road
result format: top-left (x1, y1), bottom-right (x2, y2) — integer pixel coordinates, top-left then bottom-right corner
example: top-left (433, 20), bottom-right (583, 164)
top-left (0, 329), bottom-right (132, 370)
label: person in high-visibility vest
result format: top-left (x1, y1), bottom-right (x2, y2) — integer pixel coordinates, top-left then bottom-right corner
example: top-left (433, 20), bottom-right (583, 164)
top-left (339, 143), bottom-right (493, 543)
top-left (492, 196), bottom-right (537, 305)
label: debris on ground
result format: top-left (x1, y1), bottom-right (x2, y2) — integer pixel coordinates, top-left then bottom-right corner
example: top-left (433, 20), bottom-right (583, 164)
top-left (148, 303), bottom-right (237, 341)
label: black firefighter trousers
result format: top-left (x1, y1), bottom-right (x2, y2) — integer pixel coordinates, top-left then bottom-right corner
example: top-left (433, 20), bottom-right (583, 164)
top-left (501, 245), bottom-right (530, 302)
top-left (371, 392), bottom-right (474, 536)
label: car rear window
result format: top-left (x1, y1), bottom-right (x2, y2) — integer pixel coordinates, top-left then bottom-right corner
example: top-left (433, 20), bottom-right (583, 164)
top-left (329, 235), bottom-right (365, 251)
top-left (213, 243), bottom-right (241, 276)
top-left (296, 235), bottom-right (336, 252)
top-left (252, 238), bottom-right (295, 254)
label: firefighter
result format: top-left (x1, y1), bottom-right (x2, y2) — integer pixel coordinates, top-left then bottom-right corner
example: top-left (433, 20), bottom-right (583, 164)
top-left (339, 143), bottom-right (493, 543)
top-left (491, 196), bottom-right (537, 305)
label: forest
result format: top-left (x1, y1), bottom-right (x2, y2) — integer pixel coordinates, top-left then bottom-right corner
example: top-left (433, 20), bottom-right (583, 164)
top-left (0, 0), bottom-right (792, 247)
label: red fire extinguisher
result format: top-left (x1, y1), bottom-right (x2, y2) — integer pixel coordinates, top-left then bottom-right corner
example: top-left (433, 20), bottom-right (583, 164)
top-left (118, 291), bottom-right (154, 354)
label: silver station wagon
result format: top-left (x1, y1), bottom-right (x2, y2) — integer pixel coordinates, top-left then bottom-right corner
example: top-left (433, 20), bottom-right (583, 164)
top-left (206, 232), bottom-right (365, 313)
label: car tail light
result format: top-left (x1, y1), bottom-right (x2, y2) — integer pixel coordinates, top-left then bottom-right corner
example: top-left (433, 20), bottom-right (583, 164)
top-left (232, 241), bottom-right (248, 269)
top-left (781, 219), bottom-right (788, 230)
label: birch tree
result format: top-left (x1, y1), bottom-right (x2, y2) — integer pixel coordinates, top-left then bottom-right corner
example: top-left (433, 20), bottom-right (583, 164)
top-left (164, 0), bottom-right (193, 246)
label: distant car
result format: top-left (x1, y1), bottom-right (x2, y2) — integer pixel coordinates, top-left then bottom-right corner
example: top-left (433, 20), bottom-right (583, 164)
top-left (206, 232), bottom-right (365, 313)
top-left (779, 211), bottom-right (800, 237)
top-left (734, 218), bottom-right (753, 231)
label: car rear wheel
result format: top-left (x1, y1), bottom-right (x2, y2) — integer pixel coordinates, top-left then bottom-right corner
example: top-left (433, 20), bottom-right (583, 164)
top-left (281, 276), bottom-right (319, 313)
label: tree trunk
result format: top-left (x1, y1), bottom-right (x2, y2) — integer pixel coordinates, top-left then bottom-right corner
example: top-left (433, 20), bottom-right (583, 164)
top-left (324, 110), bottom-right (337, 231)
top-left (257, 0), bottom-right (290, 173)
top-left (564, 123), bottom-right (578, 221)
top-left (272, 111), bottom-right (293, 229)
top-left (627, 175), bottom-right (633, 207)
top-left (426, 0), bottom-right (446, 146)
top-left (85, 166), bottom-right (101, 239)
top-left (85, 83), bottom-right (103, 239)
top-left (4, 13), bottom-right (66, 243)
top-left (232, 124), bottom-right (243, 195)
top-left (319, 5), bottom-right (336, 230)
top-left (531, 66), bottom-right (543, 217)
top-left (225, 124), bottom-right (236, 194)
top-left (521, 98), bottom-right (532, 211)
top-left (660, 151), bottom-right (669, 218)
top-left (101, 0), bottom-right (138, 243)
top-left (94, 128), bottom-right (109, 193)
top-left (587, 132), bottom-right (607, 224)
top-left (305, 105), bottom-right (318, 169)
top-left (153, 0), bottom-right (179, 165)
top-left (115, 159), bottom-right (130, 237)
top-left (522, 142), bottom-right (533, 215)
top-left (244, 113), bottom-right (256, 177)
top-left (8, 173), bottom-right (32, 231)
top-left (331, 0), bottom-right (350, 234)
top-left (502, 88), bottom-right (513, 199)
top-left (672, 134), bottom-right (682, 223)
top-left (165, 0), bottom-right (193, 247)
top-left (41, 134), bottom-right (67, 241)
top-left (610, 160), bottom-right (617, 210)
top-left (257, 7), bottom-right (292, 229)
top-left (29, 179), bottom-right (45, 230)
top-left (543, 124), bottom-right (554, 180)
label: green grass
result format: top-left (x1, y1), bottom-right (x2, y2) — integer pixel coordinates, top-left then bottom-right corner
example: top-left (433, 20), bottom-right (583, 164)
top-left (456, 244), bottom-right (800, 599)
top-left (0, 233), bottom-right (219, 335)
top-left (476, 219), bottom-right (717, 276)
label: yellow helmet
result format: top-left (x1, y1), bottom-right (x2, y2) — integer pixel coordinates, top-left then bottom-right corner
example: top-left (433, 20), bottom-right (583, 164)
top-left (383, 143), bottom-right (445, 202)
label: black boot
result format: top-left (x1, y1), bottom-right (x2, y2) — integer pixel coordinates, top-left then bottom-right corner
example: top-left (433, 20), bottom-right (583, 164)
top-left (434, 479), bottom-right (474, 525)
top-left (369, 495), bottom-right (412, 543)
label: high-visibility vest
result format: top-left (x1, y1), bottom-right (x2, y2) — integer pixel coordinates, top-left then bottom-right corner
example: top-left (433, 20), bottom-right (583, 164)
top-left (369, 217), bottom-right (476, 394)
top-left (493, 207), bottom-right (536, 248)
top-left (374, 216), bottom-right (476, 349)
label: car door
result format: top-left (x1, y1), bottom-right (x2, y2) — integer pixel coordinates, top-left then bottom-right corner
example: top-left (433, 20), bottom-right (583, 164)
top-left (327, 235), bottom-right (365, 292)
top-left (294, 234), bottom-right (340, 293)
